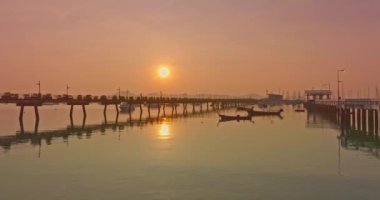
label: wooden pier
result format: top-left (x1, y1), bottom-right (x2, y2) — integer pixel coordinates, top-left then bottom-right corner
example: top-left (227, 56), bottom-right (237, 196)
top-left (0, 95), bottom-right (258, 134)
top-left (306, 98), bottom-right (380, 137)
top-left (0, 105), bottom-right (229, 151)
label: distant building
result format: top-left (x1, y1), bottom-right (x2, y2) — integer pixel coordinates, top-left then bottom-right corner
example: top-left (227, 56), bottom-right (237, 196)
top-left (305, 90), bottom-right (332, 101)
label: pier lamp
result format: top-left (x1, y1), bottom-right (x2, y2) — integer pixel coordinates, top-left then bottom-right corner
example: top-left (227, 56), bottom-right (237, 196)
top-left (66, 85), bottom-right (70, 96)
top-left (118, 87), bottom-right (121, 99)
top-left (337, 69), bottom-right (345, 103)
top-left (36, 81), bottom-right (41, 97)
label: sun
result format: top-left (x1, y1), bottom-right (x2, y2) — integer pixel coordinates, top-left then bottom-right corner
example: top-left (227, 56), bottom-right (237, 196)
top-left (159, 67), bottom-right (170, 78)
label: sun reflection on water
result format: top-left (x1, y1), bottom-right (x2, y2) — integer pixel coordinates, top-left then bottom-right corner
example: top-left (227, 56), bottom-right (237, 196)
top-left (158, 120), bottom-right (171, 140)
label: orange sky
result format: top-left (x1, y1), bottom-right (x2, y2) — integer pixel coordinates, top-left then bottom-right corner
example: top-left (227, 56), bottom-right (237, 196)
top-left (1, 0), bottom-right (379, 96)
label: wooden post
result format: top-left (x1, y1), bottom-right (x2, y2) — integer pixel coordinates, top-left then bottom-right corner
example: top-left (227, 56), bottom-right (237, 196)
top-left (104, 104), bottom-right (107, 116)
top-left (19, 105), bottom-right (24, 122)
top-left (82, 114), bottom-right (86, 128)
top-left (34, 118), bottom-right (39, 134)
top-left (351, 108), bottom-right (356, 130)
top-left (368, 109), bottom-right (375, 136)
top-left (157, 104), bottom-right (161, 118)
top-left (362, 109), bottom-right (367, 133)
top-left (346, 108), bottom-right (351, 128)
top-left (82, 105), bottom-right (87, 119)
top-left (19, 105), bottom-right (24, 133)
top-left (104, 104), bottom-right (108, 125)
top-left (70, 105), bottom-right (74, 119)
top-left (148, 104), bottom-right (151, 117)
top-left (115, 104), bottom-right (119, 115)
top-left (34, 106), bottom-right (40, 133)
top-left (357, 108), bottom-right (362, 131)
top-left (34, 106), bottom-right (40, 122)
top-left (375, 109), bottom-right (379, 137)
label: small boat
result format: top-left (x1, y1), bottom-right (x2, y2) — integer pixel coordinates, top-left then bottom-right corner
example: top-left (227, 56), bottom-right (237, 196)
top-left (120, 102), bottom-right (136, 113)
top-left (248, 109), bottom-right (284, 116)
top-left (219, 114), bottom-right (252, 121)
top-left (237, 107), bottom-right (284, 116)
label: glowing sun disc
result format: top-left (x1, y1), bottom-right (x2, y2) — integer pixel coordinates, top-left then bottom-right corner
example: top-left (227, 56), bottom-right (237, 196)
top-left (159, 67), bottom-right (170, 78)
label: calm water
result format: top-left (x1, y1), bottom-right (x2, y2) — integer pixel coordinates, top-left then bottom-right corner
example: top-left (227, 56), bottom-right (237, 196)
top-left (0, 104), bottom-right (380, 200)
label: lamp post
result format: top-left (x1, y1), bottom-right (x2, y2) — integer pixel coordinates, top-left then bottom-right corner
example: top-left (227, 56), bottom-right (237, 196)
top-left (37, 81), bottom-right (41, 97)
top-left (66, 85), bottom-right (70, 96)
top-left (337, 69), bottom-right (345, 105)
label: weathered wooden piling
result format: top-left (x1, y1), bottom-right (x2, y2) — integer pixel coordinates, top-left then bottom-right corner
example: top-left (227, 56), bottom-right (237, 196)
top-left (115, 104), bottom-right (119, 115)
top-left (82, 105), bottom-right (87, 119)
top-left (362, 109), bottom-right (367, 133)
top-left (357, 108), bottom-right (362, 131)
top-left (351, 108), bottom-right (356, 130)
top-left (34, 106), bottom-right (40, 122)
top-left (375, 109), bottom-right (379, 137)
top-left (368, 109), bottom-right (375, 135)
top-left (19, 105), bottom-right (24, 133)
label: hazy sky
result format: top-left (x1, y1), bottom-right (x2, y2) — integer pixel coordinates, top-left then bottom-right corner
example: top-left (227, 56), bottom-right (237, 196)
top-left (1, 0), bottom-right (379, 96)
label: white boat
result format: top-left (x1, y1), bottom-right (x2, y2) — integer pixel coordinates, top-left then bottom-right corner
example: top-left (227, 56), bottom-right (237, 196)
top-left (119, 103), bottom-right (136, 113)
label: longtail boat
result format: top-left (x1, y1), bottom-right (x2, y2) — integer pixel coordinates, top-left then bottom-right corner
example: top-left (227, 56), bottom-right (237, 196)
top-left (218, 114), bottom-right (252, 121)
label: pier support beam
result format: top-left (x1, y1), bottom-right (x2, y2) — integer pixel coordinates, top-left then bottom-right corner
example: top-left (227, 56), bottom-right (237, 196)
top-left (351, 108), bottom-right (356, 130)
top-left (115, 104), bottom-right (119, 115)
top-left (104, 104), bottom-right (107, 116)
top-left (184, 103), bottom-right (188, 114)
top-left (19, 106), bottom-right (24, 133)
top-left (147, 104), bottom-right (151, 118)
top-left (34, 105), bottom-right (40, 122)
top-left (157, 104), bottom-right (161, 118)
top-left (70, 105), bottom-right (74, 119)
top-left (34, 106), bottom-right (40, 133)
top-left (368, 109), bottom-right (375, 136)
top-left (375, 110), bottom-right (379, 138)
top-left (82, 105), bottom-right (87, 119)
top-left (357, 109), bottom-right (362, 131)
top-left (362, 109), bottom-right (367, 133)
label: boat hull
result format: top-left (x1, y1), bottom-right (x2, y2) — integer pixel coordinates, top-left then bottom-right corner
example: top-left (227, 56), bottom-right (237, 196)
top-left (219, 114), bottom-right (252, 121)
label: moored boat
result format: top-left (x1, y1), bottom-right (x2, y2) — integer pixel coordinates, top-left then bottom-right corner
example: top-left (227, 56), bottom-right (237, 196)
top-left (120, 102), bottom-right (136, 113)
top-left (237, 107), bottom-right (284, 116)
top-left (218, 114), bottom-right (252, 121)
top-left (248, 109), bottom-right (284, 116)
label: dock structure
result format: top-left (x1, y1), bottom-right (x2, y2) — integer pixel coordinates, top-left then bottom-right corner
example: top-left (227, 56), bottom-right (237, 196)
top-left (0, 95), bottom-right (258, 133)
top-left (305, 89), bottom-right (380, 138)
top-left (306, 109), bottom-right (380, 159)
top-left (0, 104), bottom-right (227, 151)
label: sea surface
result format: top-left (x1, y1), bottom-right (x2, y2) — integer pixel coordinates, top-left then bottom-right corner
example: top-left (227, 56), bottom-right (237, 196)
top-left (0, 104), bottom-right (379, 200)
